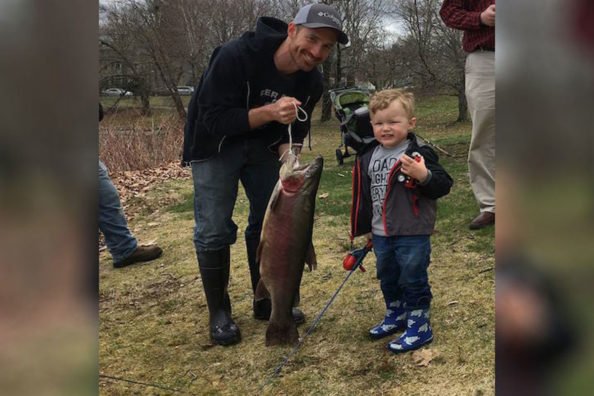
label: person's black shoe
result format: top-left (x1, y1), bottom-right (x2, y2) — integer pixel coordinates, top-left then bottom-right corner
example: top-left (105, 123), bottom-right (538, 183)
top-left (253, 299), bottom-right (272, 320)
top-left (254, 300), bottom-right (305, 324)
top-left (292, 307), bottom-right (305, 325)
top-left (469, 212), bottom-right (495, 230)
top-left (113, 245), bottom-right (163, 268)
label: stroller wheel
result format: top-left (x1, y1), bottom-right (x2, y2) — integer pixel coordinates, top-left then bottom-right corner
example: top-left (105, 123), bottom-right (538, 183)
top-left (336, 148), bottom-right (344, 165)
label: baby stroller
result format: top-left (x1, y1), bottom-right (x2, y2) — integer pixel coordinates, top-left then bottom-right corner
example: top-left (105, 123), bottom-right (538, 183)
top-left (329, 87), bottom-right (376, 165)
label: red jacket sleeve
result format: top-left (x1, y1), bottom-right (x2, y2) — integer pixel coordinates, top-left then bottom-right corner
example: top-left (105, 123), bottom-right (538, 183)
top-left (440, 0), bottom-right (483, 31)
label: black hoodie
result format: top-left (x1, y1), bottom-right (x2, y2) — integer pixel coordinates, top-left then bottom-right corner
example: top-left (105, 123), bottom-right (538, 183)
top-left (183, 17), bottom-right (323, 163)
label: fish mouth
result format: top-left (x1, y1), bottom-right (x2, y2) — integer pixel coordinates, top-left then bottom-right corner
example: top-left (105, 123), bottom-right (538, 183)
top-left (291, 156), bottom-right (323, 178)
top-left (280, 156), bottom-right (323, 193)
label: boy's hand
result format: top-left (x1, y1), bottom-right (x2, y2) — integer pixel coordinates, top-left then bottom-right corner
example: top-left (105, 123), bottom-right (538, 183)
top-left (401, 154), bottom-right (429, 183)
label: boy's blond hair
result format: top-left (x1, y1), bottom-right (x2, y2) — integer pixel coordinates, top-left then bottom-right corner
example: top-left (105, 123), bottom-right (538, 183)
top-left (369, 89), bottom-right (415, 119)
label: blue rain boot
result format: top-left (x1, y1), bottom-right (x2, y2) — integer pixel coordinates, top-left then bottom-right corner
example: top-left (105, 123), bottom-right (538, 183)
top-left (369, 300), bottom-right (407, 340)
top-left (387, 308), bottom-right (433, 353)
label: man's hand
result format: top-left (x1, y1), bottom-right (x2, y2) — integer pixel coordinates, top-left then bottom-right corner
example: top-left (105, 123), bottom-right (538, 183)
top-left (248, 96), bottom-right (302, 129)
top-left (481, 4), bottom-right (496, 27)
top-left (271, 96), bottom-right (302, 125)
top-left (400, 154), bottom-right (429, 183)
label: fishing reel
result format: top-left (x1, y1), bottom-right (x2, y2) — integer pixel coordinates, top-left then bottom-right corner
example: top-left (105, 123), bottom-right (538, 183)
top-left (398, 152), bottom-right (422, 189)
top-left (342, 240), bottom-right (373, 272)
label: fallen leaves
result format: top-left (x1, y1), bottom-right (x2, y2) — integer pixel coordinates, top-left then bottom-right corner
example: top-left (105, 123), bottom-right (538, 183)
top-left (111, 162), bottom-right (191, 206)
top-left (411, 348), bottom-right (438, 367)
top-left (98, 162), bottom-right (190, 250)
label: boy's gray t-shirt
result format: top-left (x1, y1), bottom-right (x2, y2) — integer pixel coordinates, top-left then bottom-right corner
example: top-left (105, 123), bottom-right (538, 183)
top-left (368, 141), bottom-right (408, 236)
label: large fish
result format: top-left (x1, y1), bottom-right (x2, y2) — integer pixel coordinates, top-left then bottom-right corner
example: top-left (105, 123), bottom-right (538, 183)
top-left (255, 153), bottom-right (323, 346)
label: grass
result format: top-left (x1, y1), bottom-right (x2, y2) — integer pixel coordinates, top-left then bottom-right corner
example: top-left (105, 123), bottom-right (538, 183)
top-left (99, 95), bottom-right (494, 395)
top-left (100, 94), bottom-right (192, 110)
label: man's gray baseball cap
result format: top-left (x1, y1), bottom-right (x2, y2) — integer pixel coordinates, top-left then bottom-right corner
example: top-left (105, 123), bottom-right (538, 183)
top-left (294, 3), bottom-right (349, 44)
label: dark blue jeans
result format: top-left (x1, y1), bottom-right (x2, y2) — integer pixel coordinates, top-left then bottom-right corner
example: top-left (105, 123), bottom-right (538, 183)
top-left (191, 137), bottom-right (280, 252)
top-left (372, 235), bottom-right (432, 310)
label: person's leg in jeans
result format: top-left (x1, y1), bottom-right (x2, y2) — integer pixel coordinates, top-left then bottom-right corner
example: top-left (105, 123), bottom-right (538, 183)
top-left (387, 235), bottom-right (433, 353)
top-left (369, 235), bottom-right (406, 339)
top-left (99, 160), bottom-right (162, 268)
top-left (191, 141), bottom-right (243, 345)
top-left (98, 160), bottom-right (137, 262)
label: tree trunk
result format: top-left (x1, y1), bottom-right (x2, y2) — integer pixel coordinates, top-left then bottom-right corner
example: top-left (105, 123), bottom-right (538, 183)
top-left (320, 56), bottom-right (333, 122)
top-left (152, 58), bottom-right (187, 120)
top-left (140, 94), bottom-right (152, 116)
top-left (335, 45), bottom-right (342, 87)
top-left (170, 91), bottom-right (186, 120)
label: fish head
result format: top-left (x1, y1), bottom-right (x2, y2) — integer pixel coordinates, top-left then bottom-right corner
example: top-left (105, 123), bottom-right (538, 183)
top-left (279, 154), bottom-right (323, 194)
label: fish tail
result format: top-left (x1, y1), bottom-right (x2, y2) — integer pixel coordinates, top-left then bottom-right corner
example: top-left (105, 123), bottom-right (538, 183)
top-left (265, 320), bottom-right (299, 346)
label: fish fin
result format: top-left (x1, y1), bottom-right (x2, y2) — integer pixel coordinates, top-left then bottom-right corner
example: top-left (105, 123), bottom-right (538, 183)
top-left (305, 242), bottom-right (317, 271)
top-left (265, 320), bottom-right (299, 346)
top-left (254, 279), bottom-right (270, 301)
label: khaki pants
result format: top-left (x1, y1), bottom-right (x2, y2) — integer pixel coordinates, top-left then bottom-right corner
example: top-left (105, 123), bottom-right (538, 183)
top-left (465, 51), bottom-right (495, 213)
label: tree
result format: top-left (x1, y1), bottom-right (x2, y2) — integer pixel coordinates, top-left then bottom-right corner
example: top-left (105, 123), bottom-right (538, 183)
top-left (100, 2), bottom-right (155, 115)
top-left (99, 0), bottom-right (465, 122)
top-left (394, 0), bottom-right (467, 121)
top-left (101, 0), bottom-right (194, 119)
top-left (319, 0), bottom-right (391, 121)
top-left (100, 0), bottom-right (282, 120)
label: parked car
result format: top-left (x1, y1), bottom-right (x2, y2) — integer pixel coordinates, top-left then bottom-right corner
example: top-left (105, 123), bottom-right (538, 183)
top-left (176, 86), bottom-right (194, 96)
top-left (102, 88), bottom-right (133, 97)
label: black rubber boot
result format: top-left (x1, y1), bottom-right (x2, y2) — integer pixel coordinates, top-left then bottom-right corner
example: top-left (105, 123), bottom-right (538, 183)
top-left (245, 237), bottom-right (261, 294)
top-left (197, 248), bottom-right (241, 346)
top-left (291, 291), bottom-right (305, 325)
top-left (246, 237), bottom-right (272, 320)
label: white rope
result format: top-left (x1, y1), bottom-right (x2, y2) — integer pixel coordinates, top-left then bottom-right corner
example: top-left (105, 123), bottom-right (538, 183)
top-left (284, 102), bottom-right (309, 161)
top-left (295, 102), bottom-right (308, 122)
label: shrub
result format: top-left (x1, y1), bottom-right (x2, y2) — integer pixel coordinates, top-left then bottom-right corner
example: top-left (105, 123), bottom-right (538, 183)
top-left (99, 109), bottom-right (184, 172)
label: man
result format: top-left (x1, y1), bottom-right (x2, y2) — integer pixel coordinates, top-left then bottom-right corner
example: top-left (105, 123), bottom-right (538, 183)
top-left (183, 4), bottom-right (348, 346)
top-left (440, 1), bottom-right (495, 230)
top-left (99, 104), bottom-right (163, 268)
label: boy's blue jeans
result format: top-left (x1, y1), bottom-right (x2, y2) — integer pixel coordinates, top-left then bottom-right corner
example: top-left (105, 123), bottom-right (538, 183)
top-left (371, 234), bottom-right (432, 310)
top-left (191, 137), bottom-right (280, 252)
top-left (98, 160), bottom-right (137, 262)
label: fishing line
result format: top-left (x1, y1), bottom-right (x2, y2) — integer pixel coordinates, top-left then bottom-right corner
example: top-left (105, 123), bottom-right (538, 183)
top-left (99, 374), bottom-right (185, 394)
